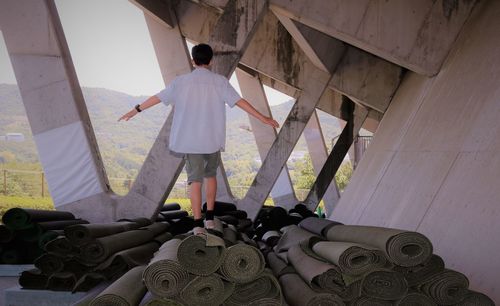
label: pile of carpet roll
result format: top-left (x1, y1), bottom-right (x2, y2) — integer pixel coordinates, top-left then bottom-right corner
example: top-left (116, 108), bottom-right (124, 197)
top-left (89, 216), bottom-right (283, 306)
top-left (0, 208), bottom-right (89, 264)
top-left (259, 214), bottom-right (495, 306)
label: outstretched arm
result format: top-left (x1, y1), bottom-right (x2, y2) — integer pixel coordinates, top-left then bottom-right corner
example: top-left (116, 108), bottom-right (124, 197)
top-left (118, 95), bottom-right (161, 121)
top-left (235, 99), bottom-right (280, 128)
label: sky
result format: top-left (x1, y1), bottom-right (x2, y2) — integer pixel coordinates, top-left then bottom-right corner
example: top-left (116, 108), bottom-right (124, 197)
top-left (0, 0), bottom-right (291, 105)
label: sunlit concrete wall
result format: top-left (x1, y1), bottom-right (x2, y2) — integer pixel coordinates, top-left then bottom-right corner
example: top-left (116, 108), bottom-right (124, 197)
top-left (332, 1), bottom-right (500, 302)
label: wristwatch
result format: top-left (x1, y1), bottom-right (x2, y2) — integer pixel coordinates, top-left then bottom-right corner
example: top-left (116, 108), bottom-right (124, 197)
top-left (134, 104), bottom-right (142, 112)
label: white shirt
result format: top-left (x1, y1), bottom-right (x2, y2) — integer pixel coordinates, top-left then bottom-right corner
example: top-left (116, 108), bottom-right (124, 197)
top-left (155, 67), bottom-right (241, 154)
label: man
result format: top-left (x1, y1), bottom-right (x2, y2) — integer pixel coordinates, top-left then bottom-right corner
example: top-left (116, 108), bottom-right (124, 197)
top-left (119, 43), bottom-right (279, 234)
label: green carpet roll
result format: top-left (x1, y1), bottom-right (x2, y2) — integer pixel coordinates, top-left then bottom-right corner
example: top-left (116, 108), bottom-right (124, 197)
top-left (47, 272), bottom-right (78, 291)
top-left (455, 290), bottom-right (495, 306)
top-left (34, 253), bottom-right (64, 274)
top-left (325, 225), bottom-right (432, 267)
top-left (45, 236), bottom-right (80, 256)
top-left (37, 219), bottom-right (89, 231)
top-left (361, 269), bottom-right (408, 300)
top-left (2, 208), bottom-right (75, 230)
top-left (350, 296), bottom-right (393, 306)
top-left (224, 270), bottom-right (282, 306)
top-left (393, 254), bottom-right (444, 287)
top-left (177, 234), bottom-right (225, 275)
top-left (219, 243), bottom-right (265, 283)
top-left (90, 265), bottom-right (147, 306)
top-left (19, 268), bottom-right (48, 290)
top-left (65, 221), bottom-right (141, 245)
top-left (180, 274), bottom-right (230, 306)
top-left (279, 272), bottom-right (345, 306)
top-left (38, 230), bottom-right (62, 249)
top-left (419, 269), bottom-right (469, 305)
top-left (396, 291), bottom-right (437, 306)
top-left (143, 238), bottom-right (190, 298)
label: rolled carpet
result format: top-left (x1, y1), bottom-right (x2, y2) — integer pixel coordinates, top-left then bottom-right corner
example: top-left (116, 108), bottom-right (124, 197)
top-left (350, 296), bottom-right (393, 306)
top-left (223, 227), bottom-right (238, 245)
top-left (419, 269), bottom-right (469, 305)
top-left (312, 241), bottom-right (387, 276)
top-left (16, 224), bottom-right (43, 242)
top-left (45, 236), bottom-right (80, 257)
top-left (219, 243), bottom-right (265, 283)
top-left (47, 272), bottom-right (78, 291)
top-left (298, 217), bottom-right (343, 236)
top-left (142, 297), bottom-right (183, 306)
top-left (177, 234), bottom-right (225, 275)
top-left (223, 210), bottom-right (248, 219)
top-left (203, 201), bottom-right (236, 214)
top-left (224, 269), bottom-right (282, 306)
top-left (247, 298), bottom-right (281, 306)
top-left (0, 224), bottom-right (13, 243)
top-left (279, 272), bottom-right (345, 306)
top-left (267, 251), bottom-right (293, 277)
top-left (117, 217), bottom-right (152, 227)
top-left (19, 268), bottom-right (48, 290)
top-left (206, 218), bottom-right (224, 237)
top-left (95, 241), bottom-right (163, 280)
top-left (65, 221), bottom-right (141, 245)
top-left (170, 217), bottom-right (195, 235)
top-left (287, 244), bottom-right (344, 290)
top-left (63, 259), bottom-right (94, 279)
top-left (396, 291), bottom-right (437, 306)
top-left (325, 225), bottom-right (432, 267)
top-left (218, 215), bottom-right (239, 226)
top-left (143, 238), bottom-right (190, 298)
top-left (90, 265), bottom-right (147, 306)
top-left (180, 274), bottom-right (231, 306)
top-left (393, 254), bottom-right (445, 287)
top-left (2, 208), bottom-right (75, 230)
top-left (262, 231), bottom-right (281, 247)
top-left (236, 218), bottom-right (253, 231)
top-left (162, 203), bottom-right (181, 211)
top-left (361, 269), bottom-right (408, 300)
top-left (72, 272), bottom-right (106, 292)
top-left (455, 290), bottom-right (495, 306)
top-left (34, 253), bottom-right (64, 274)
top-left (38, 230), bottom-right (62, 249)
top-left (160, 210), bottom-right (188, 220)
top-left (275, 225), bottom-right (319, 253)
top-left (37, 219), bottom-right (89, 231)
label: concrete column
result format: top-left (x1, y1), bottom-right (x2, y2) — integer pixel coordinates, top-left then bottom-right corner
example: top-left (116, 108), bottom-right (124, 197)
top-left (235, 67), bottom-right (298, 209)
top-left (0, 0), bottom-right (117, 222)
top-left (304, 98), bottom-right (368, 211)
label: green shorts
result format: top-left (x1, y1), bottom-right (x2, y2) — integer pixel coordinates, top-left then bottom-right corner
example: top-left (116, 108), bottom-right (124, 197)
top-left (185, 151), bottom-right (220, 183)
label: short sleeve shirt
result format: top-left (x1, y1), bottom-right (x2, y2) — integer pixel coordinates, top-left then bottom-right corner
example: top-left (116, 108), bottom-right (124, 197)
top-left (155, 67), bottom-right (241, 154)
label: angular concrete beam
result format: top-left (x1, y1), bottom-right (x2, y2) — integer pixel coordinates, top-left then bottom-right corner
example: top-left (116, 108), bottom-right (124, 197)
top-left (235, 68), bottom-right (298, 209)
top-left (304, 98), bottom-right (368, 211)
top-left (129, 0), bottom-right (174, 28)
top-left (0, 0), bottom-right (117, 222)
top-left (269, 0), bottom-right (477, 76)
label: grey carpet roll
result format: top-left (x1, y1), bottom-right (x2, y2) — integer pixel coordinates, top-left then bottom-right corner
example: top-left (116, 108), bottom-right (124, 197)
top-left (419, 269), bottom-right (469, 305)
top-left (224, 270), bottom-right (282, 306)
top-left (45, 236), bottom-right (80, 256)
top-left (361, 269), bottom-right (408, 300)
top-left (80, 223), bottom-right (169, 264)
top-left (37, 219), bottom-right (89, 231)
top-left (312, 241), bottom-right (387, 276)
top-left (219, 243), bottom-right (265, 283)
top-left (19, 268), bottom-right (48, 289)
top-left (177, 234), bottom-right (225, 275)
top-left (117, 217), bottom-right (152, 227)
top-left (279, 272), bottom-right (345, 306)
top-left (455, 290), bottom-right (495, 306)
top-left (393, 254), bottom-right (445, 287)
top-left (180, 274), bottom-right (230, 306)
top-left (143, 238), bottom-right (190, 298)
top-left (246, 298), bottom-right (281, 306)
top-left (65, 221), bottom-right (142, 245)
top-left (160, 210), bottom-right (188, 220)
top-left (275, 225), bottom-right (318, 253)
top-left (47, 272), bottom-right (77, 291)
top-left (334, 280), bottom-right (362, 302)
top-left (95, 241), bottom-right (163, 280)
top-left (267, 251), bottom-right (293, 277)
top-left (207, 218), bottom-right (224, 236)
top-left (262, 230), bottom-right (281, 247)
top-left (162, 203), bottom-right (182, 212)
top-left (142, 297), bottom-right (184, 306)
top-left (223, 227), bottom-right (238, 245)
top-left (287, 244), bottom-right (344, 290)
top-left (34, 253), bottom-right (64, 274)
top-left (325, 225), bottom-right (433, 267)
top-left (90, 265), bottom-right (147, 306)
top-left (299, 217), bottom-right (343, 236)
top-left (73, 272), bottom-right (106, 292)
top-left (64, 259), bottom-right (94, 279)
top-left (396, 291), bottom-right (437, 306)
top-left (350, 296), bottom-right (393, 306)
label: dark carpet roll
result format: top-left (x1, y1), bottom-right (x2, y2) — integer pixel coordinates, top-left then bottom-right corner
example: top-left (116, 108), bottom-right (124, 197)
top-left (393, 254), bottom-right (445, 287)
top-left (177, 234), bottom-right (225, 275)
top-left (19, 268), bottom-right (48, 290)
top-left (143, 238), bottom-right (190, 298)
top-left (34, 253), bottom-right (64, 274)
top-left (38, 230), bottom-right (62, 249)
top-left (95, 241), bottom-right (163, 280)
top-left (2, 208), bottom-right (75, 230)
top-left (141, 295), bottom-right (184, 306)
top-left (218, 215), bottom-right (239, 225)
top-left (275, 225), bottom-right (318, 253)
top-left (289, 204), bottom-right (315, 219)
top-left (90, 265), bottom-right (148, 306)
top-left (298, 217), bottom-right (343, 236)
top-left (64, 259), bottom-right (94, 279)
top-left (224, 270), bottom-right (282, 306)
top-left (203, 201), bottom-right (237, 214)
top-left (246, 298), bottom-right (281, 306)
top-left (0, 224), bottom-right (13, 243)
top-left (1, 247), bottom-right (20, 264)
top-left (162, 202), bottom-right (181, 211)
top-left (47, 272), bottom-right (77, 291)
top-left (279, 272), bottom-right (345, 306)
top-left (180, 274), bottom-right (231, 306)
top-left (117, 217), bottom-right (152, 227)
top-left (325, 225), bottom-right (433, 267)
top-left (219, 243), bottom-right (265, 283)
top-left (236, 218), bottom-right (253, 231)
top-left (419, 269), bottom-right (469, 305)
top-left (65, 221), bottom-right (142, 245)
top-left (334, 280), bottom-right (362, 302)
top-left (312, 241), bottom-right (387, 276)
top-left (262, 230), bottom-right (281, 247)
top-left (455, 290), bottom-right (495, 306)
top-left (170, 216), bottom-right (194, 235)
top-left (361, 269), bottom-right (408, 300)
top-left (45, 236), bottom-right (80, 257)
top-left (72, 272), bottom-right (106, 292)
top-left (223, 226), bottom-right (238, 245)
top-left (160, 210), bottom-right (188, 220)
top-left (396, 291), bottom-right (437, 306)
top-left (224, 210), bottom-right (248, 219)
top-left (287, 244), bottom-right (344, 291)
top-left (16, 224), bottom-right (43, 242)
top-left (37, 219), bottom-right (89, 231)
top-left (350, 296), bottom-right (393, 306)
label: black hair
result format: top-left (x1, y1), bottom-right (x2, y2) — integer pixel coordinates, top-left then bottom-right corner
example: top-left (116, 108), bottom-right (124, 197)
top-left (192, 43), bottom-right (213, 66)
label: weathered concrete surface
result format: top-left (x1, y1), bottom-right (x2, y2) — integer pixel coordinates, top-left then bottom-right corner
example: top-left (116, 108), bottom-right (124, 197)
top-left (129, 0), bottom-right (174, 28)
top-left (235, 68), bottom-right (298, 209)
top-left (270, 0), bottom-right (477, 76)
top-left (332, 1), bottom-right (500, 301)
top-left (0, 0), bottom-right (115, 220)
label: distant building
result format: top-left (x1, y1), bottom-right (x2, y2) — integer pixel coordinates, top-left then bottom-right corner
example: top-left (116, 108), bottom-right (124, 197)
top-left (5, 133), bottom-right (25, 142)
top-left (0, 136), bottom-right (5, 141)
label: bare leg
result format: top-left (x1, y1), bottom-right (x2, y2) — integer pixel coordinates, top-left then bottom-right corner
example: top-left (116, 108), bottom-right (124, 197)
top-left (190, 181), bottom-right (203, 221)
top-left (205, 176), bottom-right (217, 211)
